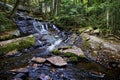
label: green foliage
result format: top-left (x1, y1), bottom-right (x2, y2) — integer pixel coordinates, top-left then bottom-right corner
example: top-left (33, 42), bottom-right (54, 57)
top-left (53, 0), bottom-right (86, 27)
top-left (0, 12), bottom-right (16, 33)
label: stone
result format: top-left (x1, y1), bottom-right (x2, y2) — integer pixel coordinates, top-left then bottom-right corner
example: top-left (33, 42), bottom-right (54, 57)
top-left (31, 57), bottom-right (46, 63)
top-left (61, 46), bottom-right (85, 57)
top-left (93, 29), bottom-right (99, 34)
top-left (11, 30), bottom-right (20, 37)
top-left (13, 78), bottom-right (22, 80)
top-left (5, 50), bottom-right (18, 56)
top-left (14, 73), bottom-right (25, 78)
top-left (47, 56), bottom-right (67, 67)
top-left (10, 67), bottom-right (29, 73)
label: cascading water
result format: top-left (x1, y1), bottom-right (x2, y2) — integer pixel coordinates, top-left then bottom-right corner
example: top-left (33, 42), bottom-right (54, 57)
top-left (33, 20), bottom-right (49, 34)
top-left (33, 20), bottom-right (63, 53)
top-left (47, 39), bottom-right (62, 51)
top-left (53, 25), bottom-right (60, 32)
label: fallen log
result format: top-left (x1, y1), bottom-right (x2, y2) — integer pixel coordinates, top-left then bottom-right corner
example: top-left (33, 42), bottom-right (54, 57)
top-left (0, 35), bottom-right (35, 56)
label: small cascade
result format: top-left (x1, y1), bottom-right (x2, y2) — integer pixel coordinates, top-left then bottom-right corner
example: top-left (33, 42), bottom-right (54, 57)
top-left (45, 24), bottom-right (49, 30)
top-left (32, 20), bottom-right (63, 52)
top-left (33, 21), bottom-right (49, 34)
top-left (47, 39), bottom-right (62, 51)
top-left (53, 25), bottom-right (60, 32)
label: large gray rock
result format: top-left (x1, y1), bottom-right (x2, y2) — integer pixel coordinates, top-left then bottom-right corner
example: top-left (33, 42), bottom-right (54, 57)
top-left (47, 56), bottom-right (67, 67)
top-left (81, 33), bottom-right (120, 68)
top-left (81, 33), bottom-right (120, 52)
top-left (60, 46), bottom-right (85, 57)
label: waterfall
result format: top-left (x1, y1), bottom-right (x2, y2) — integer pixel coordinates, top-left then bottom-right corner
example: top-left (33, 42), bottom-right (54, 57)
top-left (45, 24), bottom-right (49, 30)
top-left (47, 39), bottom-right (62, 51)
top-left (33, 21), bottom-right (49, 34)
top-left (33, 20), bottom-right (63, 52)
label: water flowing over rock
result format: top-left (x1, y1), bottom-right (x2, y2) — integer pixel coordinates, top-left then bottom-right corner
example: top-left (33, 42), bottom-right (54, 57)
top-left (47, 56), bottom-right (67, 67)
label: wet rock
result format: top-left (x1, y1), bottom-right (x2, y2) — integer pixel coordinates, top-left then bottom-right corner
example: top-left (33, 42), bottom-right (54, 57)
top-left (38, 73), bottom-right (51, 80)
top-left (11, 30), bottom-right (21, 37)
top-left (10, 67), bottom-right (29, 73)
top-left (34, 40), bottom-right (43, 47)
top-left (61, 46), bottom-right (85, 57)
top-left (47, 56), bottom-right (67, 67)
top-left (14, 73), bottom-right (25, 78)
top-left (109, 62), bottom-right (119, 68)
top-left (92, 29), bottom-right (99, 34)
top-left (13, 78), bottom-right (22, 80)
top-left (89, 71), bottom-right (105, 78)
top-left (58, 46), bottom-right (72, 50)
top-left (31, 57), bottom-right (46, 63)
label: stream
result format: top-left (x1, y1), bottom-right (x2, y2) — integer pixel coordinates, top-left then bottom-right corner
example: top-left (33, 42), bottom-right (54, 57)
top-left (0, 12), bottom-right (120, 80)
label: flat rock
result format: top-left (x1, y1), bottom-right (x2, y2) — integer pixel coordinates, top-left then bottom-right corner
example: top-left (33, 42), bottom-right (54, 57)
top-left (31, 57), bottom-right (46, 63)
top-left (5, 50), bottom-right (18, 56)
top-left (60, 46), bottom-right (85, 57)
top-left (13, 78), bottom-right (22, 80)
top-left (47, 56), bottom-right (67, 67)
top-left (10, 67), bottom-right (29, 73)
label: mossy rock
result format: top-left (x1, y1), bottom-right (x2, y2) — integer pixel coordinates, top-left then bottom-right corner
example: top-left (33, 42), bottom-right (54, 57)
top-left (0, 35), bottom-right (34, 56)
top-left (69, 56), bottom-right (78, 62)
top-left (0, 34), bottom-right (14, 41)
top-left (52, 49), bottom-right (60, 55)
top-left (63, 52), bottom-right (77, 57)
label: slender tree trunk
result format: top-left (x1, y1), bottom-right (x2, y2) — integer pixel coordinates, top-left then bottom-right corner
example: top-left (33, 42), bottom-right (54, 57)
top-left (3, 0), bottom-right (6, 12)
top-left (10, 0), bottom-right (20, 17)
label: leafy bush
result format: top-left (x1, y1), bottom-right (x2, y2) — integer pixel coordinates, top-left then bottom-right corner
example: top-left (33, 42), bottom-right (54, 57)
top-left (53, 1), bottom-right (86, 27)
top-left (0, 12), bottom-right (16, 33)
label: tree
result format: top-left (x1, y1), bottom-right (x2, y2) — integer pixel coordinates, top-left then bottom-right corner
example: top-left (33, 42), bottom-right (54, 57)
top-left (10, 0), bottom-right (20, 17)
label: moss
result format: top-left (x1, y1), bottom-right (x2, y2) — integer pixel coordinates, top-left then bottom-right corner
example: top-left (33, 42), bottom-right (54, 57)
top-left (52, 49), bottom-right (60, 55)
top-left (0, 35), bottom-right (35, 56)
top-left (69, 56), bottom-right (78, 62)
top-left (0, 34), bottom-right (14, 41)
top-left (63, 52), bottom-right (77, 57)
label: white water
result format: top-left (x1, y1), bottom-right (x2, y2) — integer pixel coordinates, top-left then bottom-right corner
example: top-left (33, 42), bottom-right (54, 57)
top-left (33, 21), bottom-right (49, 34)
top-left (47, 39), bottom-right (62, 51)
top-left (53, 25), bottom-right (60, 32)
top-left (33, 20), bottom-right (63, 52)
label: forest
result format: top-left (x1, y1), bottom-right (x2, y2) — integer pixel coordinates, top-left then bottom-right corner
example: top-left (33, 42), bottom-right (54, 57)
top-left (0, 0), bottom-right (120, 80)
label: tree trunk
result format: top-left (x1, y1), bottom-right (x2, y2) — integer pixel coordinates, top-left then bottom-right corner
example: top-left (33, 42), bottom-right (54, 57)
top-left (3, 0), bottom-right (7, 12)
top-left (10, 0), bottom-right (20, 17)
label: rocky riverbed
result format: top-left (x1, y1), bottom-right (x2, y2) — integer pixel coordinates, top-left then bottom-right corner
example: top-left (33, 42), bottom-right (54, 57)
top-left (0, 12), bottom-right (120, 80)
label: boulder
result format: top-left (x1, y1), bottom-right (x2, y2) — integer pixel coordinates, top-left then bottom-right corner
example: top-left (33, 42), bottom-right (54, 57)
top-left (60, 46), bottom-right (85, 57)
top-left (81, 33), bottom-right (120, 68)
top-left (31, 57), bottom-right (46, 63)
top-left (47, 56), bottom-right (67, 67)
